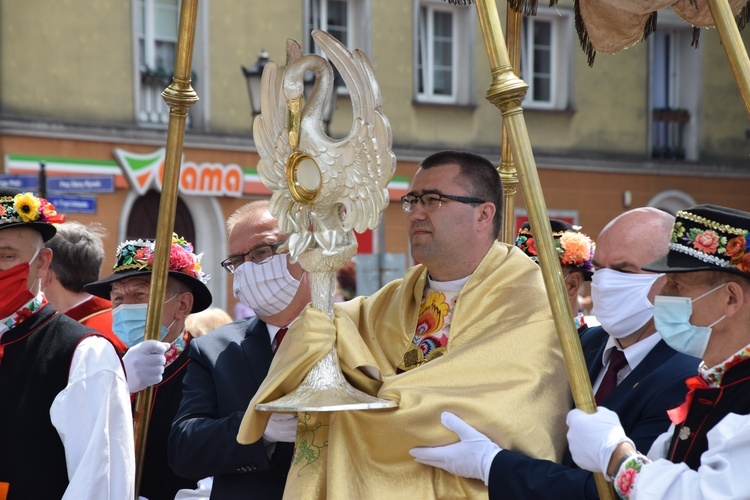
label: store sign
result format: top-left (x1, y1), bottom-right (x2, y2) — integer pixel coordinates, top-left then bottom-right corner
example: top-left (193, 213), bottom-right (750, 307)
top-left (47, 176), bottom-right (114, 193)
top-left (47, 195), bottom-right (97, 214)
top-left (0, 175), bottom-right (39, 191)
top-left (113, 148), bottom-right (244, 197)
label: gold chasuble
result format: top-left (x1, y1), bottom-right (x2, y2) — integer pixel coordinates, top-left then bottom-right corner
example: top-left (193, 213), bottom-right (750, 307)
top-left (238, 242), bottom-right (571, 499)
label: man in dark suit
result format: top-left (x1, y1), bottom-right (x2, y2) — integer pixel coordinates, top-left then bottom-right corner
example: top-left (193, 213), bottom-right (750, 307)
top-left (169, 200), bottom-right (311, 499)
top-left (409, 207), bottom-right (700, 499)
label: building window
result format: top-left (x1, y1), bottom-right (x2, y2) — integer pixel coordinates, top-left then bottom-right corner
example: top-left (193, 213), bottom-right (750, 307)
top-left (308, 0), bottom-right (350, 49)
top-left (306, 0), bottom-right (370, 93)
top-left (307, 0), bottom-right (370, 55)
top-left (415, 1), bottom-right (474, 105)
top-left (135, 0), bottom-right (179, 126)
top-left (132, 0), bottom-right (206, 129)
top-left (649, 15), bottom-right (701, 161)
top-left (520, 7), bottom-right (571, 110)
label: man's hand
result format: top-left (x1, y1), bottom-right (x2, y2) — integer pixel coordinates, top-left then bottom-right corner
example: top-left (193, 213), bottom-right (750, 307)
top-left (566, 407), bottom-right (635, 479)
top-left (122, 340), bottom-right (169, 393)
top-left (409, 412), bottom-right (501, 485)
top-left (262, 413), bottom-right (298, 443)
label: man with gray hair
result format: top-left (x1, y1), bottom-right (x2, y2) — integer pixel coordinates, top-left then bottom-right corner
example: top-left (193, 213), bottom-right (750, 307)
top-left (44, 222), bottom-right (122, 350)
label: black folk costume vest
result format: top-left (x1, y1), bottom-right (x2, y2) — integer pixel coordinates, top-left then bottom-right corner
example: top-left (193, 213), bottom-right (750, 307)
top-left (0, 305), bottom-right (109, 500)
top-left (668, 357), bottom-right (750, 470)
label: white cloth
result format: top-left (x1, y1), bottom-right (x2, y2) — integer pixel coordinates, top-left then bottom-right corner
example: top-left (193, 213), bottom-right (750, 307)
top-left (592, 333), bottom-right (661, 393)
top-left (175, 477), bottom-right (213, 500)
top-left (50, 336), bottom-right (135, 500)
top-left (633, 413), bottom-right (750, 499)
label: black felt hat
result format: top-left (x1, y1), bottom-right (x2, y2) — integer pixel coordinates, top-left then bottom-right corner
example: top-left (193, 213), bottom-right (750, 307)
top-left (0, 187), bottom-right (65, 242)
top-left (643, 204), bottom-right (750, 279)
top-left (84, 233), bottom-right (212, 313)
top-left (515, 219), bottom-right (595, 280)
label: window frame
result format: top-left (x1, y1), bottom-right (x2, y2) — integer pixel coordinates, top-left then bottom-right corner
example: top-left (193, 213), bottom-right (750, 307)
top-left (131, 0), bottom-right (208, 129)
top-left (519, 6), bottom-right (572, 111)
top-left (414, 0), bottom-right (475, 106)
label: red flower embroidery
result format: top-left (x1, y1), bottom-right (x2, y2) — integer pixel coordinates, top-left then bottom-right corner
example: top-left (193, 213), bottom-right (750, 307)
top-left (692, 230), bottom-right (720, 254)
top-left (726, 236), bottom-right (746, 262)
top-left (616, 468), bottom-right (637, 496)
top-left (738, 253), bottom-right (750, 273)
top-left (526, 237), bottom-right (537, 256)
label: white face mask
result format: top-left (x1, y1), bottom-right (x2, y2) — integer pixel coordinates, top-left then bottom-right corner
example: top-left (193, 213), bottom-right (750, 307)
top-left (233, 253), bottom-right (300, 317)
top-left (591, 268), bottom-right (662, 339)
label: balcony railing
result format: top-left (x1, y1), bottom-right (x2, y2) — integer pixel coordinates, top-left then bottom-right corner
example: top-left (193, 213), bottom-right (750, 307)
top-left (651, 107), bottom-right (690, 160)
top-left (138, 67), bottom-right (195, 128)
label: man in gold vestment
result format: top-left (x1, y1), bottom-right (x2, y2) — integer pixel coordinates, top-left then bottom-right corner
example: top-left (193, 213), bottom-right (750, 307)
top-left (238, 151), bottom-right (571, 499)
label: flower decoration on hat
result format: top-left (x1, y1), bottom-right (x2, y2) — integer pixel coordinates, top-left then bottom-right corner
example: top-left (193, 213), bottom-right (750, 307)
top-left (0, 192), bottom-right (65, 225)
top-left (670, 211), bottom-right (750, 273)
top-left (516, 225), bottom-right (595, 276)
top-left (113, 233), bottom-right (209, 284)
top-left (558, 231), bottom-right (595, 272)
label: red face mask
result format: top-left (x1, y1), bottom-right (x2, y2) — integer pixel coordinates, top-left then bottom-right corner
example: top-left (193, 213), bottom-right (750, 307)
top-left (0, 251), bottom-right (38, 319)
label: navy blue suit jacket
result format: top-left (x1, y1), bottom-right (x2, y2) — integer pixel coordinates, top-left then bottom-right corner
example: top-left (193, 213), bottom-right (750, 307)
top-left (488, 326), bottom-right (699, 499)
top-left (169, 317), bottom-right (293, 500)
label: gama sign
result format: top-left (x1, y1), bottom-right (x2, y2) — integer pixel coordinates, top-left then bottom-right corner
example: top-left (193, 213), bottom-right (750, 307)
top-left (114, 147), bottom-right (244, 197)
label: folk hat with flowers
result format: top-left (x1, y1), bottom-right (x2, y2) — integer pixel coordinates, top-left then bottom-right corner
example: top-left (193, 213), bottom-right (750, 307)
top-left (0, 188), bottom-right (66, 242)
top-left (643, 205), bottom-right (750, 279)
top-left (84, 233), bottom-right (212, 312)
top-left (515, 219), bottom-right (595, 280)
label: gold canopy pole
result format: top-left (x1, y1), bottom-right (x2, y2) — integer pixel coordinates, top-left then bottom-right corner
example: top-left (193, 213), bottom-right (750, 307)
top-left (471, 1), bottom-right (615, 498)
top-left (706, 0), bottom-right (750, 117)
top-left (132, 0), bottom-right (200, 495)
top-left (499, 4), bottom-right (522, 244)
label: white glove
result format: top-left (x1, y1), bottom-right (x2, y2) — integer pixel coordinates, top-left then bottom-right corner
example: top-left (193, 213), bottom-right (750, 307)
top-left (123, 340), bottom-right (169, 393)
top-left (262, 413), bottom-right (298, 443)
top-left (409, 412), bottom-right (501, 485)
top-left (566, 407), bottom-right (635, 478)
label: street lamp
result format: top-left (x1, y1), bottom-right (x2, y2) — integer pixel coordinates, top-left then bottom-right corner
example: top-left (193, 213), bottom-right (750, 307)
top-left (242, 50), bottom-right (341, 133)
top-left (241, 50), bottom-right (270, 117)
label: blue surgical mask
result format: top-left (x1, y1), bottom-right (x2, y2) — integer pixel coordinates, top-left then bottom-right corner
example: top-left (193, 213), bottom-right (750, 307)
top-left (653, 283), bottom-right (727, 358)
top-left (112, 294), bottom-right (178, 348)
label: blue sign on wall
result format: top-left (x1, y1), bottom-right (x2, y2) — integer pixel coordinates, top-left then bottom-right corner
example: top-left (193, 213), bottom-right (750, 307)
top-left (0, 175), bottom-right (39, 191)
top-left (46, 176), bottom-right (114, 193)
top-left (47, 196), bottom-right (97, 214)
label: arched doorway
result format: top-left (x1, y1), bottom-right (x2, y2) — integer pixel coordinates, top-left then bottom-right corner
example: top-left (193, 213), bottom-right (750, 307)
top-left (647, 189), bottom-right (696, 215)
top-left (119, 190), bottom-right (228, 311)
top-left (125, 189), bottom-right (196, 243)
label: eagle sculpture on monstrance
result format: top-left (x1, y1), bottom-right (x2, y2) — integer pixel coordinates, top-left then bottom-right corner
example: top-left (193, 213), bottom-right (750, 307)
top-left (250, 30), bottom-right (398, 410)
top-left (253, 29), bottom-right (396, 264)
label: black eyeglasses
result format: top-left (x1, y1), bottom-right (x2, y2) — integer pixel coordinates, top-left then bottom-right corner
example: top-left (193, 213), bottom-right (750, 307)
top-left (220, 242), bottom-right (285, 274)
top-left (401, 193), bottom-right (488, 213)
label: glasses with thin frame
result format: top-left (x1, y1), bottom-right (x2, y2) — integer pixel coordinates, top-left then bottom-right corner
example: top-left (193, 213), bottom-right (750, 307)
top-left (220, 241), bottom-right (285, 274)
top-left (400, 193), bottom-right (488, 213)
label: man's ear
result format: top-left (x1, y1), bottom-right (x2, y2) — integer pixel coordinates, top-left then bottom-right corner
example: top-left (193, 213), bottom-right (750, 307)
top-left (476, 202), bottom-right (496, 231)
top-left (174, 292), bottom-right (194, 321)
top-left (565, 271), bottom-right (583, 299)
top-left (35, 247), bottom-right (53, 279)
top-left (725, 280), bottom-right (745, 319)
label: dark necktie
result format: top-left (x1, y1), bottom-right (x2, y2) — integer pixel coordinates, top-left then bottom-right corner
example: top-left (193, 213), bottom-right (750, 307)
top-left (272, 327), bottom-right (288, 354)
top-left (595, 348), bottom-right (628, 405)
